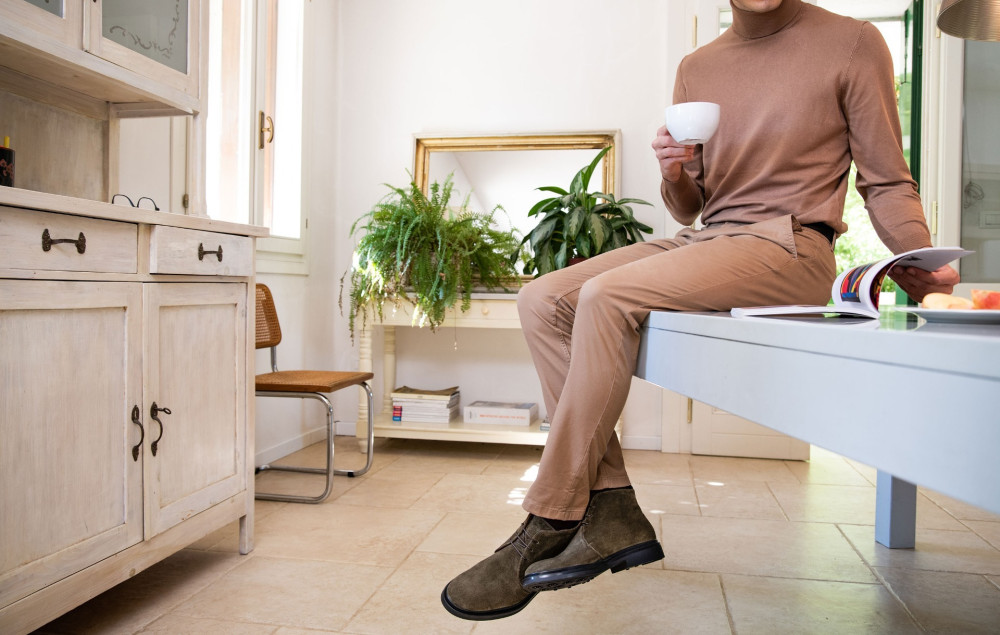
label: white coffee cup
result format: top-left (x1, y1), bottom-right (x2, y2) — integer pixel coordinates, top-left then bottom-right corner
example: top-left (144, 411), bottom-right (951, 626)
top-left (664, 102), bottom-right (720, 145)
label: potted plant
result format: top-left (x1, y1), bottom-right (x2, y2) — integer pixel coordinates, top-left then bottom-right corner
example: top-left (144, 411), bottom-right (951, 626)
top-left (515, 146), bottom-right (654, 276)
top-left (341, 174), bottom-right (523, 335)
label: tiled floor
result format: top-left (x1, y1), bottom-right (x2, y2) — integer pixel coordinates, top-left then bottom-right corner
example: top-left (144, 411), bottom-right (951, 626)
top-left (36, 438), bottom-right (1000, 634)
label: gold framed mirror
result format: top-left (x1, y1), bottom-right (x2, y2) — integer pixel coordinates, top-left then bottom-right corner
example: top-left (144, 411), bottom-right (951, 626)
top-left (412, 132), bottom-right (621, 242)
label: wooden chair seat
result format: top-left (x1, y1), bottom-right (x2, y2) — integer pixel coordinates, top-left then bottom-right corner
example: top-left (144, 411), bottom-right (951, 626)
top-left (256, 370), bottom-right (374, 393)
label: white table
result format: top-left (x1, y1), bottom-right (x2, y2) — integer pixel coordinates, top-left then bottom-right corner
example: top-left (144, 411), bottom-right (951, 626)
top-left (635, 309), bottom-right (1000, 548)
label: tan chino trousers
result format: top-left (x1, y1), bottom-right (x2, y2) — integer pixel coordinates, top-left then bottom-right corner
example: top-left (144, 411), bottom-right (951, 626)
top-left (518, 215), bottom-right (837, 521)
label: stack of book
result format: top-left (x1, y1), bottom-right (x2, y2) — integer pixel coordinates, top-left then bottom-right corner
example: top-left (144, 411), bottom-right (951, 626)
top-left (391, 385), bottom-right (460, 424)
top-left (464, 400), bottom-right (538, 426)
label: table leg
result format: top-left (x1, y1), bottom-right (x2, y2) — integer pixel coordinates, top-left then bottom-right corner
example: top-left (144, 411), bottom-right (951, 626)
top-left (875, 470), bottom-right (917, 549)
top-left (357, 327), bottom-right (372, 453)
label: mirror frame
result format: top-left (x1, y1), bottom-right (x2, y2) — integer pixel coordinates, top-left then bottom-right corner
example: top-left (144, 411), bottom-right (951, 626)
top-left (412, 131), bottom-right (621, 198)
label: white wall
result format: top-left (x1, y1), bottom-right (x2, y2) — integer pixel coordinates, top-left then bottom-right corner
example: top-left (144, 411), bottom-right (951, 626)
top-left (259, 0), bottom-right (693, 462)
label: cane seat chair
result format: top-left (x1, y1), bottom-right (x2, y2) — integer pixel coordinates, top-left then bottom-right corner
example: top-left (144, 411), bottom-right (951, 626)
top-left (254, 283), bottom-right (374, 503)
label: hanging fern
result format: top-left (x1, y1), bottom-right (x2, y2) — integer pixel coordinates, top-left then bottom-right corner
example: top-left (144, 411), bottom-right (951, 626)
top-left (341, 175), bottom-right (523, 335)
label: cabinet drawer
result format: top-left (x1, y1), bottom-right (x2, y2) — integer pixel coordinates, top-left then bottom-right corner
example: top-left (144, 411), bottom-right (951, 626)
top-left (0, 206), bottom-right (138, 274)
top-left (149, 226), bottom-right (253, 276)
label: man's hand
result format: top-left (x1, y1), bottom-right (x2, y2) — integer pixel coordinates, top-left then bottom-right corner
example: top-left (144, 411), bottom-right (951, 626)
top-left (889, 264), bottom-right (960, 302)
top-left (652, 126), bottom-right (696, 182)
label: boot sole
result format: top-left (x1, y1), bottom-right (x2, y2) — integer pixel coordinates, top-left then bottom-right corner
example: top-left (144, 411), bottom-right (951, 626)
top-left (441, 587), bottom-right (537, 621)
top-left (521, 540), bottom-right (665, 592)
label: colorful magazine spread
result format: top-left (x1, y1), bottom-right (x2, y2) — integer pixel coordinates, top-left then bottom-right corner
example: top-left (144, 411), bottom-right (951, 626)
top-left (731, 246), bottom-right (972, 320)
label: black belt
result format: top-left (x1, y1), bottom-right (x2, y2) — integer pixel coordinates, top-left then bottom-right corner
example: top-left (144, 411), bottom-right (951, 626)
top-left (802, 222), bottom-right (835, 244)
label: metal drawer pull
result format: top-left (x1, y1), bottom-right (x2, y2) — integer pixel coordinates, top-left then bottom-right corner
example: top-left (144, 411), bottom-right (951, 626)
top-left (198, 243), bottom-right (223, 262)
top-left (150, 402), bottom-right (171, 456)
top-left (41, 229), bottom-right (86, 254)
top-left (131, 405), bottom-right (144, 461)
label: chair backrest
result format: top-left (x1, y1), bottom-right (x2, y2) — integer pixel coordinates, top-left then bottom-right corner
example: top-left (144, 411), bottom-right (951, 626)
top-left (256, 283), bottom-right (282, 350)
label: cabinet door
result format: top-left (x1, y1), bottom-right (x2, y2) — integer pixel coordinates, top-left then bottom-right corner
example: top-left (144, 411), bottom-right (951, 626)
top-left (85, 0), bottom-right (202, 99)
top-left (0, 280), bottom-right (143, 608)
top-left (143, 282), bottom-right (246, 538)
top-left (0, 0), bottom-right (83, 48)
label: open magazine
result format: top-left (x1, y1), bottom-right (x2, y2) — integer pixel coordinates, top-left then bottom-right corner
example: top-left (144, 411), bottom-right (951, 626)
top-left (731, 246), bottom-right (972, 319)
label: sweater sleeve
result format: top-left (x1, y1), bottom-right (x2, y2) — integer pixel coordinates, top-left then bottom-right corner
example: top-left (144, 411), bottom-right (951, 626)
top-left (661, 59), bottom-right (706, 226)
top-left (843, 23), bottom-right (931, 254)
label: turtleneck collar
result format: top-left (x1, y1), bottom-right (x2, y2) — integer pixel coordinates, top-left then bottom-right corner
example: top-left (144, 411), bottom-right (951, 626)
top-left (730, 0), bottom-right (803, 39)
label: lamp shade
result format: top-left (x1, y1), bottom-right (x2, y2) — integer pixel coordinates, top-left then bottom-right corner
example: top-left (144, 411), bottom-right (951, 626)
top-left (937, 0), bottom-right (1000, 41)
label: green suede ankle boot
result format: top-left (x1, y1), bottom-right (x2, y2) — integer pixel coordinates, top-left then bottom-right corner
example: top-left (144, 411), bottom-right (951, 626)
top-left (521, 487), bottom-right (664, 592)
top-left (441, 515), bottom-right (578, 620)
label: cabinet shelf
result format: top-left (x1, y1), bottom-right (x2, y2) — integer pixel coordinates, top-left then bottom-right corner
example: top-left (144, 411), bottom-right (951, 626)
top-left (374, 413), bottom-right (548, 445)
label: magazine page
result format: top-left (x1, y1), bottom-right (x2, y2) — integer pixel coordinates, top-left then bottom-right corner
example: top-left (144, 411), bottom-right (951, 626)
top-left (833, 246), bottom-right (972, 313)
top-left (732, 246), bottom-right (971, 320)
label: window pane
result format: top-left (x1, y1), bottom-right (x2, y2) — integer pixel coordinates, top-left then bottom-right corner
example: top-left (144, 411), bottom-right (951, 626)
top-left (102, 0), bottom-right (189, 74)
top-left (269, 0), bottom-right (304, 240)
top-left (960, 41), bottom-right (1000, 283)
top-left (205, 0), bottom-right (252, 224)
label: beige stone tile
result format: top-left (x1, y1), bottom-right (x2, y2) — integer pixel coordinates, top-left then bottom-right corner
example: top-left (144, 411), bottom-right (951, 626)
top-left (344, 551), bottom-right (477, 634)
top-left (416, 510), bottom-right (530, 557)
top-left (723, 574), bottom-right (919, 634)
top-left (919, 488), bottom-right (1000, 522)
top-left (274, 629), bottom-right (344, 635)
top-left (472, 568), bottom-right (731, 634)
top-left (35, 550), bottom-right (245, 635)
top-left (844, 458), bottom-right (878, 486)
top-left (385, 440), bottom-right (504, 475)
top-left (634, 482), bottom-right (702, 517)
top-left (482, 444), bottom-right (544, 478)
top-left (622, 448), bottom-right (695, 487)
top-left (253, 503), bottom-right (443, 567)
top-left (138, 613), bottom-right (278, 633)
top-left (841, 523), bottom-right (1000, 575)
top-left (695, 481), bottom-right (786, 520)
top-left (660, 515), bottom-right (876, 583)
top-left (171, 556), bottom-right (392, 632)
top-left (966, 520), bottom-right (1000, 550)
top-left (877, 567), bottom-right (1000, 633)
top-left (783, 446), bottom-right (874, 487)
top-left (333, 467), bottom-right (445, 508)
top-left (690, 454), bottom-right (799, 485)
top-left (411, 472), bottom-right (535, 514)
top-left (766, 483), bottom-right (966, 531)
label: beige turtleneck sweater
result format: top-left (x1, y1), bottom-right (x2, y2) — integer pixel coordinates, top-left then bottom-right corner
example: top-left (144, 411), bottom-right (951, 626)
top-left (661, 0), bottom-right (932, 255)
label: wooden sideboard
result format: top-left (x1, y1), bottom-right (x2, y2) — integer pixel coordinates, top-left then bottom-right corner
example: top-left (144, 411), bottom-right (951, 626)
top-left (0, 190), bottom-right (266, 634)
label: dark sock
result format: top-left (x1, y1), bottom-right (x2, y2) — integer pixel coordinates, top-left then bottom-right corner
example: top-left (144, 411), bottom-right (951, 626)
top-left (543, 517), bottom-right (580, 531)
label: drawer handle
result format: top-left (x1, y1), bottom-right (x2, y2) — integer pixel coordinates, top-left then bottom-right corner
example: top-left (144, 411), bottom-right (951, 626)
top-left (131, 405), bottom-right (144, 462)
top-left (150, 402), bottom-right (171, 456)
top-left (198, 243), bottom-right (223, 262)
top-left (41, 229), bottom-right (86, 254)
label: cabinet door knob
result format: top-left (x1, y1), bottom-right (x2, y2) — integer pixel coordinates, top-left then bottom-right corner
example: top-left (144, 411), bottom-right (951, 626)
top-left (41, 229), bottom-right (86, 254)
top-left (150, 402), bottom-right (172, 456)
top-left (198, 243), bottom-right (223, 262)
top-left (131, 405), bottom-right (144, 461)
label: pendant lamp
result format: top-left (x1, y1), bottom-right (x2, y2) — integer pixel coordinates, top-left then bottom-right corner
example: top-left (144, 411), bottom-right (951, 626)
top-left (937, 0), bottom-right (1000, 41)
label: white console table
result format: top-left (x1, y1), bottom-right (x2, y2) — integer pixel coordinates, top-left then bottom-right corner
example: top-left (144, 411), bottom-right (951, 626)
top-left (635, 310), bottom-right (1000, 548)
top-left (355, 294), bottom-right (549, 445)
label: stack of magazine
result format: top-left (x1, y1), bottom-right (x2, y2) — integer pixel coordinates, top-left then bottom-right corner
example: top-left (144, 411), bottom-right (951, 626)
top-left (391, 386), bottom-right (460, 424)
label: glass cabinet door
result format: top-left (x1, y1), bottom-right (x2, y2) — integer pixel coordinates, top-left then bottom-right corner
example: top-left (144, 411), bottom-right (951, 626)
top-left (100, 0), bottom-right (188, 74)
top-left (958, 41), bottom-right (1000, 284)
top-left (0, 0), bottom-right (82, 47)
top-left (86, 0), bottom-right (201, 100)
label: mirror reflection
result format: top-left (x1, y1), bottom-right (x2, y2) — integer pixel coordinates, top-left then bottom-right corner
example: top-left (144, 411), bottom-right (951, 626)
top-left (413, 133), bottom-right (620, 244)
